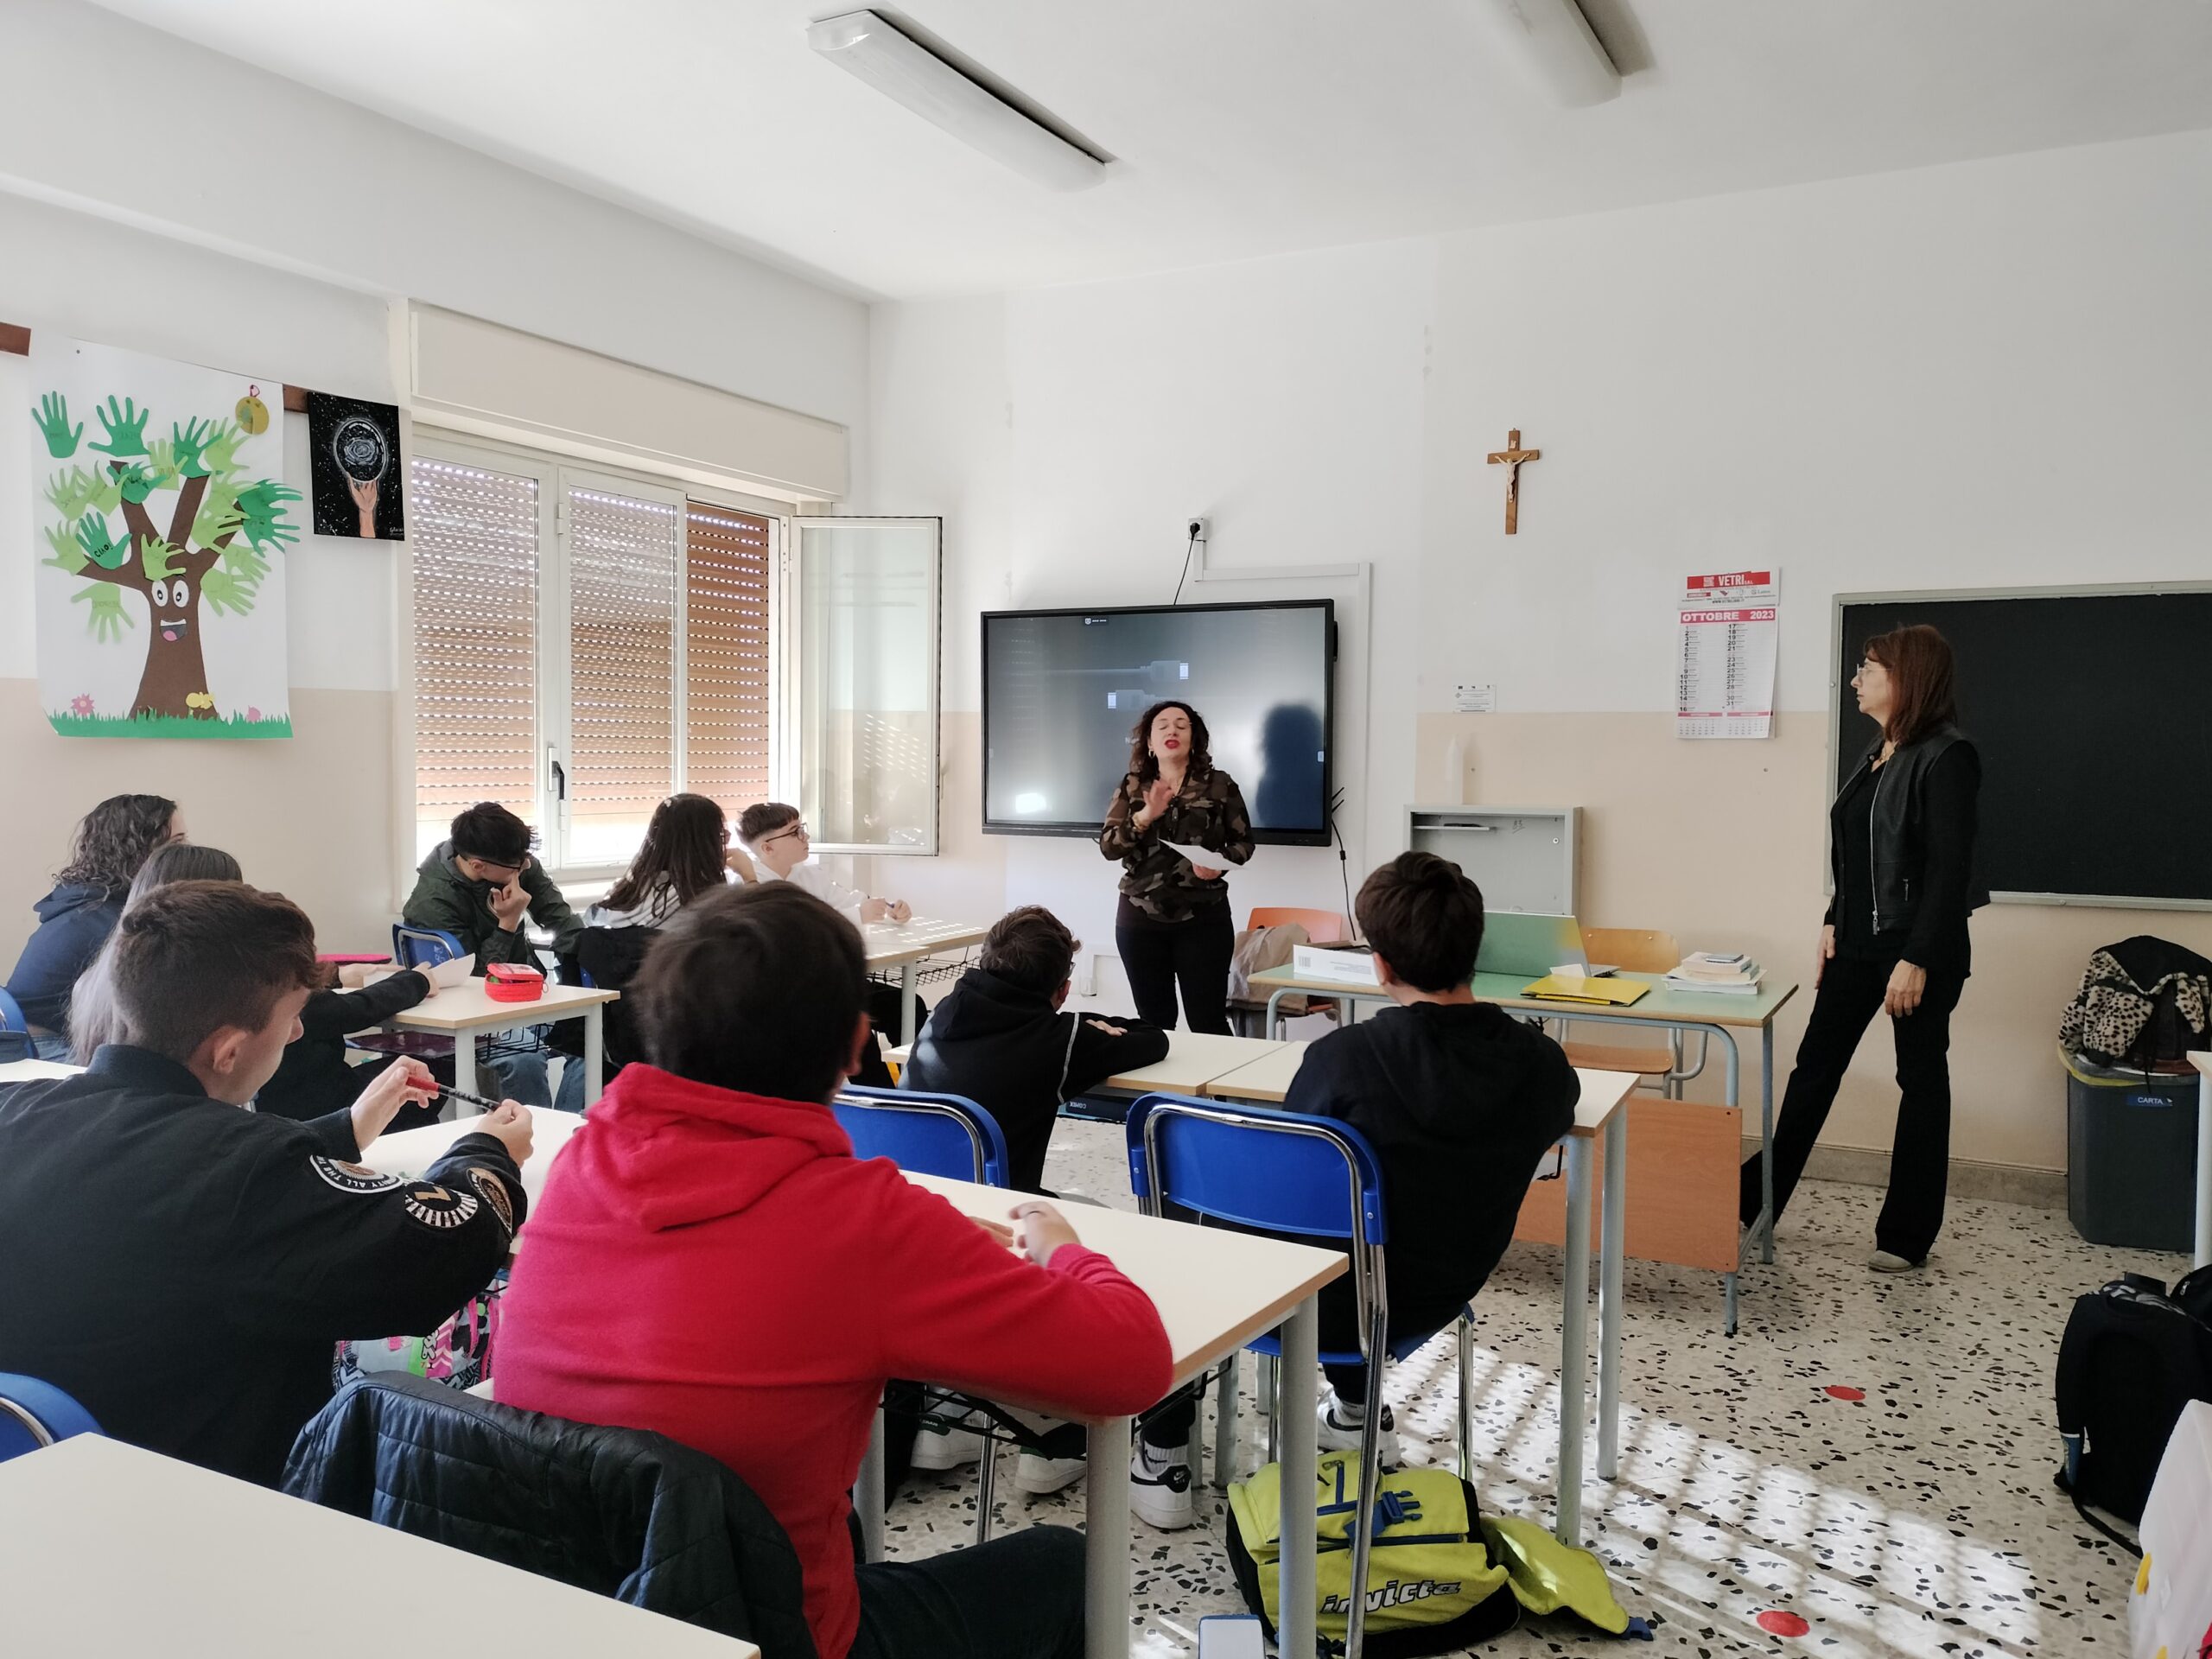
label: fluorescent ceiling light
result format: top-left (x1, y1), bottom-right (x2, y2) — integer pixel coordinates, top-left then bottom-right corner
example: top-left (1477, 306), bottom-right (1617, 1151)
top-left (1473, 0), bottom-right (1622, 107)
top-left (807, 10), bottom-right (1108, 192)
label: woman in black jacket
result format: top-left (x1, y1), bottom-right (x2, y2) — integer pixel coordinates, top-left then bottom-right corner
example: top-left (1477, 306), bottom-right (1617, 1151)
top-left (1742, 624), bottom-right (1986, 1271)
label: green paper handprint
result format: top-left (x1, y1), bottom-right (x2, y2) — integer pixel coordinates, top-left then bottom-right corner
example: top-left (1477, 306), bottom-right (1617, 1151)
top-left (116, 462), bottom-right (160, 505)
top-left (170, 417), bottom-right (213, 479)
top-left (200, 420), bottom-right (245, 478)
top-left (41, 522), bottom-right (87, 573)
top-left (139, 539), bottom-right (183, 582)
top-left (32, 393), bottom-right (82, 458)
top-left (233, 480), bottom-right (301, 519)
top-left (200, 566), bottom-right (260, 616)
top-left (72, 584), bottom-right (134, 644)
top-left (74, 512), bottom-right (131, 570)
top-left (220, 538), bottom-right (270, 587)
top-left (88, 396), bottom-right (151, 459)
top-left (45, 465), bottom-right (107, 522)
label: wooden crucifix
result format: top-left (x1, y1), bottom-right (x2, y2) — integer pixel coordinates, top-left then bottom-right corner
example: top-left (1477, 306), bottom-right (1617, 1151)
top-left (1485, 429), bottom-right (1541, 534)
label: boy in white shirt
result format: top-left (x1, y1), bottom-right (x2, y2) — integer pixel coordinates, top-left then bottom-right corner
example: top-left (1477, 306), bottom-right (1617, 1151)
top-left (739, 801), bottom-right (909, 1083)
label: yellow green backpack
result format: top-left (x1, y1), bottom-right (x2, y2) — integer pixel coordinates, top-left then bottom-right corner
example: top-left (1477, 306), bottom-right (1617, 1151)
top-left (1227, 1452), bottom-right (1649, 1655)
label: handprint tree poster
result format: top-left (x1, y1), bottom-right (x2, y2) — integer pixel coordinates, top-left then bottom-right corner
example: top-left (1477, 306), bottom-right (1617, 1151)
top-left (29, 334), bottom-right (294, 738)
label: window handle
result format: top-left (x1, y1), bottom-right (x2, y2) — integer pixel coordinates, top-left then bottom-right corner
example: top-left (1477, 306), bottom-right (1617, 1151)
top-left (550, 759), bottom-right (567, 801)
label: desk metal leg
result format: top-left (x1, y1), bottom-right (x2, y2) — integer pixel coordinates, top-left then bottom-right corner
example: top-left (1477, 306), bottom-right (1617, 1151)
top-left (1759, 1020), bottom-right (1777, 1265)
top-left (1084, 1414), bottom-right (1134, 1659)
top-left (1265, 988), bottom-right (1289, 1040)
top-left (899, 962), bottom-right (918, 1046)
top-left (857, 1402), bottom-right (886, 1564)
top-left (1278, 1296), bottom-right (1319, 1659)
top-left (2196, 1067), bottom-right (2211, 1272)
top-left (454, 1031), bottom-right (478, 1103)
top-left (1598, 1110), bottom-right (1626, 1482)
top-left (583, 1007), bottom-right (604, 1106)
top-left (1558, 1135), bottom-right (1593, 1544)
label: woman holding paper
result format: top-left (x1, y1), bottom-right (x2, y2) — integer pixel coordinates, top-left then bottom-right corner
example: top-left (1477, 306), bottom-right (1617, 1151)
top-left (1100, 701), bottom-right (1255, 1033)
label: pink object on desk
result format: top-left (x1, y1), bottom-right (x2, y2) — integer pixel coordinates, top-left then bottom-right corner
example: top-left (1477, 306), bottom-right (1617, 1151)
top-left (318, 953), bottom-right (392, 964)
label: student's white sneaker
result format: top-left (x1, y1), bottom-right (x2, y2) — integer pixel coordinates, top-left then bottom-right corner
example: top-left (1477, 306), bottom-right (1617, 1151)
top-left (909, 1413), bottom-right (987, 1471)
top-left (1315, 1387), bottom-right (1401, 1468)
top-left (1866, 1249), bottom-right (1921, 1274)
top-left (1014, 1452), bottom-right (1088, 1495)
top-left (1128, 1439), bottom-right (1196, 1530)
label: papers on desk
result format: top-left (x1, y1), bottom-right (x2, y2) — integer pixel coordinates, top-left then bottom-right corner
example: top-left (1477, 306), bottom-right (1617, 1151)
top-left (366, 953), bottom-right (476, 990)
top-left (1665, 951), bottom-right (1764, 995)
top-left (1522, 975), bottom-right (1650, 1007)
top-left (0, 1058), bottom-right (84, 1084)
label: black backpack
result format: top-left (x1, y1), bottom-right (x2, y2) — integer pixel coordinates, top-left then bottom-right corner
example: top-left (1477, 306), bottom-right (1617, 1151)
top-left (2054, 1267), bottom-right (2212, 1547)
top-left (2058, 936), bottom-right (2212, 1072)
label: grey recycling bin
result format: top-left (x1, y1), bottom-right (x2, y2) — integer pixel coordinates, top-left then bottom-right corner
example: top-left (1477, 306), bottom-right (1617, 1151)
top-left (2063, 1046), bottom-right (2200, 1252)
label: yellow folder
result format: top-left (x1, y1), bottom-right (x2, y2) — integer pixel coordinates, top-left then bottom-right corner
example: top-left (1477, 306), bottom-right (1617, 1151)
top-left (1521, 975), bottom-right (1650, 1007)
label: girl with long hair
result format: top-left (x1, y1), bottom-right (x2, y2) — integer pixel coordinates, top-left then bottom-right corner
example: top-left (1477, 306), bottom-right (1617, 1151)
top-left (589, 794), bottom-right (754, 930)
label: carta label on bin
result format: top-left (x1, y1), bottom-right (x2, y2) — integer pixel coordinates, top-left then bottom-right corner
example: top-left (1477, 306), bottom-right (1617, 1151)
top-left (2126, 1093), bottom-right (2176, 1109)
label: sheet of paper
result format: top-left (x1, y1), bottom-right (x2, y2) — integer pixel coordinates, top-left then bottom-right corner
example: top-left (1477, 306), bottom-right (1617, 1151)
top-left (1163, 841), bottom-right (1250, 872)
top-left (0, 1058), bottom-right (84, 1083)
top-left (367, 953), bottom-right (475, 989)
top-left (1676, 569), bottom-right (1779, 740)
top-left (1453, 683), bottom-right (1497, 713)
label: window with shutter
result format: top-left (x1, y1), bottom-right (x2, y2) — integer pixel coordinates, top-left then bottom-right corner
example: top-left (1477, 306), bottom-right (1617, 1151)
top-left (409, 456), bottom-right (541, 861)
top-left (683, 502), bottom-right (774, 819)
top-left (564, 486), bottom-right (681, 868)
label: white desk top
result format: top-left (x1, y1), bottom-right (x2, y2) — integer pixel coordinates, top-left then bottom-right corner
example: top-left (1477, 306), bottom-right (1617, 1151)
top-left (389, 979), bottom-right (620, 1033)
top-left (0, 1435), bottom-right (759, 1657)
top-left (861, 918), bottom-right (992, 969)
top-left (906, 1172), bottom-right (1346, 1396)
top-left (361, 1107), bottom-right (587, 1206)
top-left (1205, 1048), bottom-right (1637, 1139)
top-left (884, 1028), bottom-right (1291, 1096)
top-left (2190, 1052), bottom-right (2211, 1079)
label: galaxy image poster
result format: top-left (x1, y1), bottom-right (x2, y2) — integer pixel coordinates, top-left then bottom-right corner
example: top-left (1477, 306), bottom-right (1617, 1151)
top-left (305, 391), bottom-right (406, 540)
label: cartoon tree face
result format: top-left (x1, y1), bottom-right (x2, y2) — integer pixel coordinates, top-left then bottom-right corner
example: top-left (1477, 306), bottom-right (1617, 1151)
top-left (32, 392), bottom-right (295, 721)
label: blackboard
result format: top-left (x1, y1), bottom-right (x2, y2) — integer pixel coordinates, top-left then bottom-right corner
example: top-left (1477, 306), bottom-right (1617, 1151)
top-left (1833, 588), bottom-right (2212, 907)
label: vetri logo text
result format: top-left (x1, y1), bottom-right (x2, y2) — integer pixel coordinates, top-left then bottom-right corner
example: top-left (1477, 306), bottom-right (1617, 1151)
top-left (1320, 1577), bottom-right (1465, 1615)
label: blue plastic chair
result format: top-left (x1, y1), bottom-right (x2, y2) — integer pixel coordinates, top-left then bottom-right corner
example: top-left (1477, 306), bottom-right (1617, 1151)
top-left (391, 924), bottom-right (466, 969)
top-left (835, 1084), bottom-right (1011, 1188)
top-left (0, 1374), bottom-right (102, 1463)
top-left (835, 1084), bottom-right (1016, 1543)
top-left (1126, 1092), bottom-right (1478, 1659)
top-left (0, 987), bottom-right (37, 1061)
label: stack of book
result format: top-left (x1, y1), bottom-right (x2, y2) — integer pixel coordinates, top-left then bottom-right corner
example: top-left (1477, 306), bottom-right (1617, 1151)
top-left (1666, 950), bottom-right (1764, 995)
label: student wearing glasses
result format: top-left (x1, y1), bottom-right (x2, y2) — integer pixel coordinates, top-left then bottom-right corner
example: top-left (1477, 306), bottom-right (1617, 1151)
top-left (741, 802), bottom-right (912, 1085)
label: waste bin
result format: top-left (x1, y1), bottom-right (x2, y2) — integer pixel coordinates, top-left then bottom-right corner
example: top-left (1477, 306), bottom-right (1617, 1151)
top-left (2063, 1046), bottom-right (2200, 1252)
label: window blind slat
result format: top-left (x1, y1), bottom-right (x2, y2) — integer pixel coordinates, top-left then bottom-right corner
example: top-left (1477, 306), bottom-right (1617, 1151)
top-left (685, 503), bottom-right (774, 818)
top-left (410, 458), bottom-right (539, 859)
top-left (567, 487), bottom-right (679, 867)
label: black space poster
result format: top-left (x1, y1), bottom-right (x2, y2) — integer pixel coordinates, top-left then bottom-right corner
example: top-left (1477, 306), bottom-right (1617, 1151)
top-left (305, 391), bottom-right (406, 539)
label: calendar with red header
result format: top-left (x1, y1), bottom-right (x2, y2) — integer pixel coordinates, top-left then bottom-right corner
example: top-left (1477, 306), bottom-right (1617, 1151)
top-left (1676, 569), bottom-right (1778, 740)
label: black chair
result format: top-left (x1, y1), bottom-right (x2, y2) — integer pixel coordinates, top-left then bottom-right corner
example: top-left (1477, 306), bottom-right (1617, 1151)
top-left (284, 1374), bottom-right (816, 1658)
top-left (547, 925), bottom-right (656, 1081)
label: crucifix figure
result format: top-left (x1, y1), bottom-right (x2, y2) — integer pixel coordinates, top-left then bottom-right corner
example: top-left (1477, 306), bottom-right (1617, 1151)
top-left (1485, 428), bottom-right (1541, 534)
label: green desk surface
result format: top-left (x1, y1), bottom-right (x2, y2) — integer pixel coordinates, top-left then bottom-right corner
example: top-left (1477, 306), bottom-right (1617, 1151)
top-left (1247, 965), bottom-right (1798, 1027)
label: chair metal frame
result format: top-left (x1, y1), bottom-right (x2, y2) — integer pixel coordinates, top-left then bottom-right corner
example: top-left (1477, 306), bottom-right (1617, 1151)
top-left (1127, 1091), bottom-right (1471, 1659)
top-left (834, 1084), bottom-right (1014, 1546)
top-left (0, 1373), bottom-right (102, 1461)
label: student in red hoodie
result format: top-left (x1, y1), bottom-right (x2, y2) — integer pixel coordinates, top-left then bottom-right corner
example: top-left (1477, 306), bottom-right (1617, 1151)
top-left (496, 881), bottom-right (1173, 1659)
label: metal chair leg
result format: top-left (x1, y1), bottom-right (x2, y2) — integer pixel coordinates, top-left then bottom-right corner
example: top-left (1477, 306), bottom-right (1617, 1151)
top-left (1455, 1315), bottom-right (1474, 1484)
top-left (1343, 1305), bottom-right (1391, 1659)
top-left (973, 1432), bottom-right (996, 1545)
top-left (1261, 1352), bottom-right (1280, 1466)
top-left (1212, 1351), bottom-right (1239, 1491)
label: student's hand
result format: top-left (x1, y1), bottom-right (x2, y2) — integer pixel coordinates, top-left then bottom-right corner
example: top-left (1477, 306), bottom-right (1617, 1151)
top-left (488, 877), bottom-right (531, 931)
top-left (1885, 959), bottom-right (1926, 1018)
top-left (337, 963), bottom-right (373, 989)
top-left (861, 896), bottom-right (893, 924)
top-left (725, 842), bottom-right (759, 882)
top-left (888, 899), bottom-right (912, 924)
top-left (970, 1214), bottom-right (1016, 1249)
top-left (1083, 1018), bottom-right (1128, 1037)
top-left (413, 969), bottom-right (439, 1000)
top-left (348, 1058), bottom-right (438, 1149)
top-left (1815, 924), bottom-right (1836, 988)
top-left (475, 1101), bottom-right (535, 1165)
top-left (1191, 864), bottom-right (1224, 882)
top-left (1010, 1201), bottom-right (1081, 1269)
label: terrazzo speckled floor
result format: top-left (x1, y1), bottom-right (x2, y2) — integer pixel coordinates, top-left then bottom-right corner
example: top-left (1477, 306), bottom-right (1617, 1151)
top-left (878, 1114), bottom-right (2177, 1656)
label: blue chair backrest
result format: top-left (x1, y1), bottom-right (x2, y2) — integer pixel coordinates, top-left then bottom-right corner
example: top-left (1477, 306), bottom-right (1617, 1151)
top-left (835, 1085), bottom-right (1010, 1187)
top-left (0, 988), bottom-right (34, 1059)
top-left (1124, 1092), bottom-right (1388, 1247)
top-left (392, 924), bottom-right (466, 969)
top-left (0, 1374), bottom-right (102, 1463)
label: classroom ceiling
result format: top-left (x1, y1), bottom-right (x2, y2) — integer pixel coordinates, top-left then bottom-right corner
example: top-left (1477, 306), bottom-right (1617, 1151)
top-left (87, 0), bottom-right (2212, 300)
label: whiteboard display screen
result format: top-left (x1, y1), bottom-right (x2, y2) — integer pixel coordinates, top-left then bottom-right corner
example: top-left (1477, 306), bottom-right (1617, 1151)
top-left (982, 601), bottom-right (1335, 845)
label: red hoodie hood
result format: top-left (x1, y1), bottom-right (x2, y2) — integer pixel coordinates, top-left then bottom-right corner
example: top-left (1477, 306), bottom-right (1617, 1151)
top-left (561, 1065), bottom-right (855, 1232)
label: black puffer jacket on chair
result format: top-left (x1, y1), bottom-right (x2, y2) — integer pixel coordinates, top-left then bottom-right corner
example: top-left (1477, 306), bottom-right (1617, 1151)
top-left (283, 1374), bottom-right (817, 1657)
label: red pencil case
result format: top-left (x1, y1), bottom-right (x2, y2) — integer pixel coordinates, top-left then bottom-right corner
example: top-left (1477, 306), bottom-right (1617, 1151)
top-left (483, 963), bottom-right (545, 1003)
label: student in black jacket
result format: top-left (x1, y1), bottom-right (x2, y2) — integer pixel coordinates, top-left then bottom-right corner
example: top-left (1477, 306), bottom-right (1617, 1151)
top-left (0, 880), bottom-right (532, 1488)
top-left (901, 906), bottom-right (1169, 1193)
top-left (1127, 851), bottom-right (1578, 1522)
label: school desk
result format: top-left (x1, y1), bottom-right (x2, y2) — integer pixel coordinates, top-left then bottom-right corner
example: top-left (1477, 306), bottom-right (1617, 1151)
top-left (1250, 965), bottom-right (1800, 1333)
top-left (385, 980), bottom-right (620, 1105)
top-left (862, 918), bottom-right (993, 1043)
top-left (360, 1103), bottom-right (587, 1210)
top-left (881, 1029), bottom-right (1294, 1098)
top-left (0, 1434), bottom-right (760, 1658)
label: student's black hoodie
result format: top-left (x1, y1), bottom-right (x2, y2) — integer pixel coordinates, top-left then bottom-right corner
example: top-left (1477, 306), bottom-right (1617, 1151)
top-left (901, 967), bottom-right (1170, 1192)
top-left (3, 882), bottom-right (124, 1032)
top-left (1283, 1000), bottom-right (1579, 1329)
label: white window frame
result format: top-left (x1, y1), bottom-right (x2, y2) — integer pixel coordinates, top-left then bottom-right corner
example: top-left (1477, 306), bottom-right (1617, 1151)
top-left (784, 516), bottom-right (943, 857)
top-left (406, 429), bottom-right (790, 885)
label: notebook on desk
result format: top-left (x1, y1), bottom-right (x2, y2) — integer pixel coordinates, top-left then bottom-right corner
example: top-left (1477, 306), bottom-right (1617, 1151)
top-left (1521, 974), bottom-right (1650, 1007)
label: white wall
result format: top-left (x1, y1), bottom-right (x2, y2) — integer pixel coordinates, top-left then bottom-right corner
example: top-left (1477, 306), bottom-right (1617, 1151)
top-left (868, 128), bottom-right (2212, 1169)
